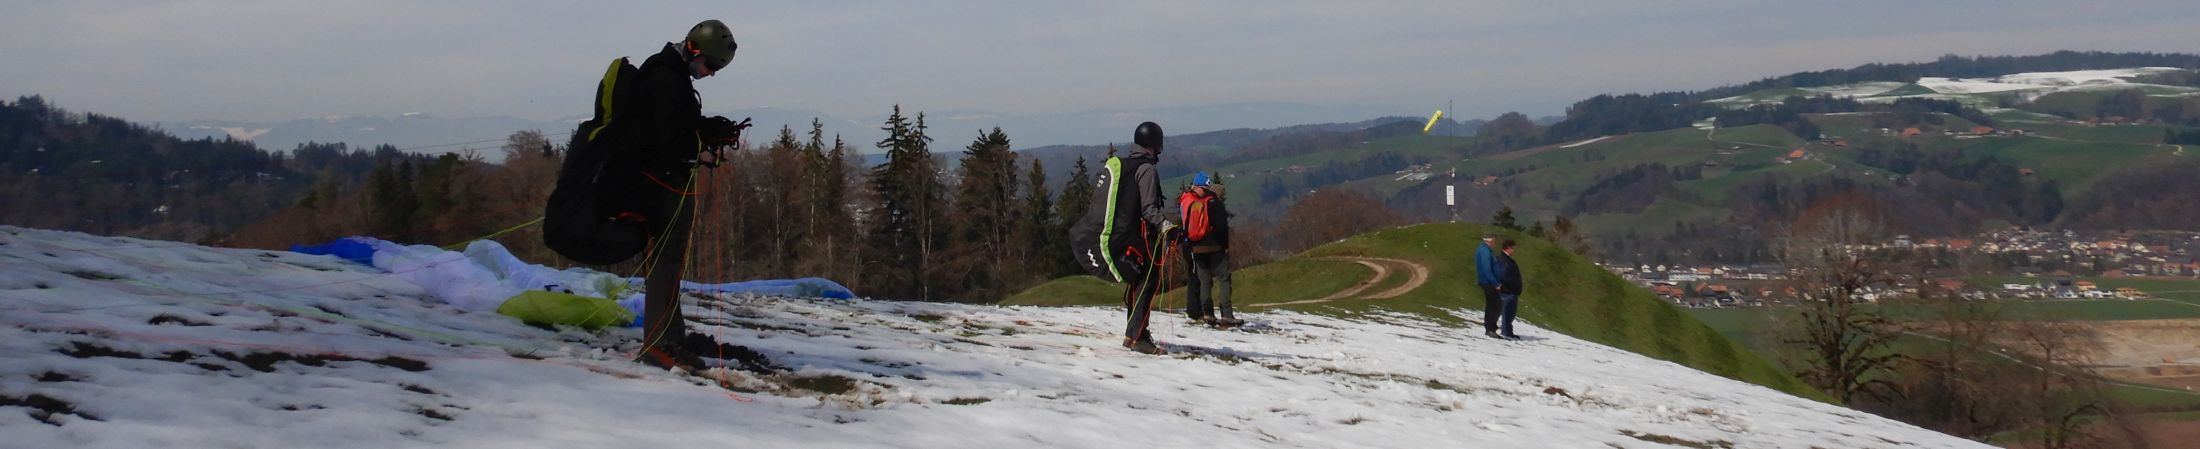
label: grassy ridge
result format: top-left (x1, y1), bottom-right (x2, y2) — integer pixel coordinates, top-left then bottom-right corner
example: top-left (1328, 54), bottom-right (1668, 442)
top-left (1006, 223), bottom-right (1829, 401)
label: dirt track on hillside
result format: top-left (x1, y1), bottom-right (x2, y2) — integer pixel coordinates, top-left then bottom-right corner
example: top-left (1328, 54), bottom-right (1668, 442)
top-left (2082, 319), bottom-right (2200, 391)
top-left (1250, 257), bottom-right (1432, 308)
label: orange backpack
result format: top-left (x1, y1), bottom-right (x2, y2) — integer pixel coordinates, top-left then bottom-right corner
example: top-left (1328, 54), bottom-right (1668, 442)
top-left (1179, 191), bottom-right (1213, 242)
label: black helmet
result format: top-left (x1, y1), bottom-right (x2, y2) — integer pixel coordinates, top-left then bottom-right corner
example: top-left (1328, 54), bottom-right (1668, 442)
top-left (686, 20), bottom-right (738, 71)
top-left (1133, 121), bottom-right (1164, 151)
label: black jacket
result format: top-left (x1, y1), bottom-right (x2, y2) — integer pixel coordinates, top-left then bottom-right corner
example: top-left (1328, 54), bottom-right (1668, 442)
top-left (594, 43), bottom-right (707, 223)
top-left (632, 43), bottom-right (706, 179)
top-left (1495, 252), bottom-right (1523, 294)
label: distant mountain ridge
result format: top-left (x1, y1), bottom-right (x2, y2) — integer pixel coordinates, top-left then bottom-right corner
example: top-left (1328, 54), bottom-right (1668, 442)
top-left (164, 102), bottom-right (1403, 155)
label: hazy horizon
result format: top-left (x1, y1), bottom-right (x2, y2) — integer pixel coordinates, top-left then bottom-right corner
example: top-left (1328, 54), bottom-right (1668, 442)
top-left (5, 1), bottom-right (2198, 129)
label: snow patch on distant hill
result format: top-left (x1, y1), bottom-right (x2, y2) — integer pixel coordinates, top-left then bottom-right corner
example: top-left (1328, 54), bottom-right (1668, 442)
top-left (1916, 77), bottom-right (2050, 94)
top-left (1993, 67), bottom-right (2184, 87)
top-left (1710, 67), bottom-right (2197, 107)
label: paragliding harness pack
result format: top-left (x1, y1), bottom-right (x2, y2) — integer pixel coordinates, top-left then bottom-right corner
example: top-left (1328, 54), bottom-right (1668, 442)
top-left (1072, 155), bottom-right (1157, 284)
top-left (542, 57), bottom-right (653, 265)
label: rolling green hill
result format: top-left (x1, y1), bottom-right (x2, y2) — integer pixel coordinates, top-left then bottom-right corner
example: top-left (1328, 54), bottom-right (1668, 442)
top-left (1047, 63), bottom-right (2200, 271)
top-left (1158, 134), bottom-right (1475, 218)
top-left (1005, 223), bottom-right (1830, 402)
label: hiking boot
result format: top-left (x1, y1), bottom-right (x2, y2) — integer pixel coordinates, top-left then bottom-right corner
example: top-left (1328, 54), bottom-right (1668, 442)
top-left (636, 343), bottom-right (707, 372)
top-left (1212, 317), bottom-right (1245, 327)
top-left (1502, 333), bottom-right (1521, 340)
top-left (1124, 338), bottom-right (1167, 355)
top-left (680, 332), bottom-right (777, 373)
top-left (1485, 330), bottom-right (1502, 339)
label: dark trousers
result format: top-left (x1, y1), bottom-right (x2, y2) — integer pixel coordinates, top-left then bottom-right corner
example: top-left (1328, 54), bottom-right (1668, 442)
top-left (1187, 250), bottom-right (1233, 320)
top-left (1122, 258), bottom-right (1162, 343)
top-left (1479, 285), bottom-right (1502, 332)
top-left (639, 181), bottom-right (696, 351)
top-left (1498, 293), bottom-right (1521, 336)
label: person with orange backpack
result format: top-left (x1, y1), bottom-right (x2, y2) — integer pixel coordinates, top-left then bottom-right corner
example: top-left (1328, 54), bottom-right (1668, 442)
top-left (1179, 171), bottom-right (1241, 327)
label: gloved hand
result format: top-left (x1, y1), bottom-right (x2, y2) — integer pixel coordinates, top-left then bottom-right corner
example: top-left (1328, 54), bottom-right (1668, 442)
top-left (1161, 222), bottom-right (1185, 242)
top-left (696, 116), bottom-right (752, 168)
top-left (701, 116), bottom-right (752, 143)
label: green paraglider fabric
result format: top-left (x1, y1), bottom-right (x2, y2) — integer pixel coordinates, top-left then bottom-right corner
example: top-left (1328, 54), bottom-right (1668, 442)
top-left (495, 290), bottom-right (635, 330)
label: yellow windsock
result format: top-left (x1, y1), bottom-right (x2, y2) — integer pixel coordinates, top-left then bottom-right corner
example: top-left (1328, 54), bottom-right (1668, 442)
top-left (1423, 110), bottom-right (1445, 134)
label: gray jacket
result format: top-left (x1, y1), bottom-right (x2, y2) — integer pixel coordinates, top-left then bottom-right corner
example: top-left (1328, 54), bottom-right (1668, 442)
top-left (1129, 146), bottom-right (1175, 232)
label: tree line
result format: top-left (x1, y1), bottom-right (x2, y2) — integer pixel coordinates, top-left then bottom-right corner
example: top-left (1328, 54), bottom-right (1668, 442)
top-left (0, 96), bottom-right (421, 243)
top-left (5, 95), bottom-right (1432, 302)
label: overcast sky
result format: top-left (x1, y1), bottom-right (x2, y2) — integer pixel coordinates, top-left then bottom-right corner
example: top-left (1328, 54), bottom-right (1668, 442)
top-left (5, 0), bottom-right (2197, 125)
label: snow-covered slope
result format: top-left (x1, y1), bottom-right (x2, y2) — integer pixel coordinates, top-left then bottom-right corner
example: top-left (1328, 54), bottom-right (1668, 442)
top-left (0, 227), bottom-right (1991, 448)
top-left (1710, 67), bottom-right (2199, 107)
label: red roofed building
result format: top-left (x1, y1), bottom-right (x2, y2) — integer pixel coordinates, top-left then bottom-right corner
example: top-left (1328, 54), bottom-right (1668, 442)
top-left (1933, 279), bottom-right (1966, 292)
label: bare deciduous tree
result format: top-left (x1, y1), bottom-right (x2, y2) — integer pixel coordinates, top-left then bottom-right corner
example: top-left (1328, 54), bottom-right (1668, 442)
top-left (1276, 187), bottom-right (1404, 254)
top-left (1772, 193), bottom-right (1905, 404)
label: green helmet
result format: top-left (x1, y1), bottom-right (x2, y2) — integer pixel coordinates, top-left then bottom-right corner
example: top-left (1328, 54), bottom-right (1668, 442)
top-left (686, 20), bottom-right (737, 71)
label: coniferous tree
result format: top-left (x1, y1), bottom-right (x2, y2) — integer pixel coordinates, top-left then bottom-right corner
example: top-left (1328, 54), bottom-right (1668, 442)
top-left (366, 158), bottom-right (420, 241)
top-left (1023, 158), bottom-right (1057, 280)
top-left (794, 118), bottom-right (832, 274)
top-left (865, 105), bottom-right (945, 299)
top-left (821, 134), bottom-right (856, 277)
top-left (761, 125), bottom-right (804, 276)
top-left (1490, 205), bottom-right (1521, 231)
top-left (946, 127), bottom-right (1020, 301)
top-left (908, 113), bottom-right (947, 299)
top-left (1056, 156), bottom-right (1096, 275)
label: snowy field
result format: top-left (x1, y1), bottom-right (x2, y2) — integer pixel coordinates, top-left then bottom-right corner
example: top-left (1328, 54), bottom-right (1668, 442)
top-left (0, 226), bottom-right (1992, 448)
top-left (1994, 67), bottom-right (2185, 87)
top-left (1913, 77), bottom-right (2048, 95)
top-left (1710, 67), bottom-right (2197, 107)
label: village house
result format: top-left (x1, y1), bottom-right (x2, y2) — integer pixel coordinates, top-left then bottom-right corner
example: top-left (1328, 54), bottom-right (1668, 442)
top-left (1932, 279), bottom-right (1966, 293)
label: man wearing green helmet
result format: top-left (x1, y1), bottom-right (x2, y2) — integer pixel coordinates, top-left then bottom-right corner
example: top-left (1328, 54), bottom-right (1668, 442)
top-left (627, 19), bottom-right (751, 371)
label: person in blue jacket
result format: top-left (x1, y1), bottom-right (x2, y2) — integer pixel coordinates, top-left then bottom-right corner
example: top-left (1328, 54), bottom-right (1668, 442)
top-left (1474, 232), bottom-right (1502, 338)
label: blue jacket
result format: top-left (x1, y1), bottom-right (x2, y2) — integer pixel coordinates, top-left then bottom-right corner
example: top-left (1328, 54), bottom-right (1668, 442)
top-left (1475, 241), bottom-right (1498, 287)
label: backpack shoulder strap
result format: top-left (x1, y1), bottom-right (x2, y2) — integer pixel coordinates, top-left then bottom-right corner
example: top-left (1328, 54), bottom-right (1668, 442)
top-left (587, 57), bottom-right (638, 143)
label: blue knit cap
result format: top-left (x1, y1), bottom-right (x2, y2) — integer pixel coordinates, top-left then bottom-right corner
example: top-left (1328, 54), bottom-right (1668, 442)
top-left (1193, 171), bottom-right (1210, 186)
